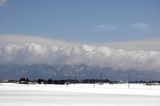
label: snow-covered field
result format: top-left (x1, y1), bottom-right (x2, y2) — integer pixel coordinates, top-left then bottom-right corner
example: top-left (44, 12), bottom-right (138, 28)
top-left (0, 83), bottom-right (160, 106)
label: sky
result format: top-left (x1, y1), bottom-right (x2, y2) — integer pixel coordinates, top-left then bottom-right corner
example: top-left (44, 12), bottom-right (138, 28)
top-left (0, 0), bottom-right (160, 72)
top-left (0, 0), bottom-right (160, 43)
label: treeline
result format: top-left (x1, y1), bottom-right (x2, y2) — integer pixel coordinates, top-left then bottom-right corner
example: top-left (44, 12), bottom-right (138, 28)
top-left (3, 78), bottom-right (160, 85)
top-left (129, 80), bottom-right (160, 85)
top-left (7, 77), bottom-right (113, 84)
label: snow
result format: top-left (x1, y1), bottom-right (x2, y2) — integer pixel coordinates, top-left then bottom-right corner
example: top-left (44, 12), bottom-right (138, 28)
top-left (0, 83), bottom-right (160, 106)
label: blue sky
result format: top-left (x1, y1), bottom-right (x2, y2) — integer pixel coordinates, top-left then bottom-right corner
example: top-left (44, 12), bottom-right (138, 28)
top-left (0, 0), bottom-right (160, 43)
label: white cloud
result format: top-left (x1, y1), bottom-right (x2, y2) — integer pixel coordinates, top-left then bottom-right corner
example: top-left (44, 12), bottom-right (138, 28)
top-left (93, 24), bottom-right (116, 31)
top-left (0, 35), bottom-right (160, 72)
top-left (131, 23), bottom-right (150, 31)
top-left (0, 0), bottom-right (8, 7)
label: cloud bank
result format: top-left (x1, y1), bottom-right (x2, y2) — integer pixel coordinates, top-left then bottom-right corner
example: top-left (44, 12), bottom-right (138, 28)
top-left (0, 35), bottom-right (160, 72)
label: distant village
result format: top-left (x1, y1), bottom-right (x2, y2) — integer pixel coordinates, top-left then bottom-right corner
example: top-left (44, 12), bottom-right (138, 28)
top-left (1, 78), bottom-right (160, 86)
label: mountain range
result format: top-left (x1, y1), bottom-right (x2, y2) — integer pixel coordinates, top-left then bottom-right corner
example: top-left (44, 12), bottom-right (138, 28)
top-left (0, 64), bottom-right (160, 81)
top-left (0, 35), bottom-right (160, 81)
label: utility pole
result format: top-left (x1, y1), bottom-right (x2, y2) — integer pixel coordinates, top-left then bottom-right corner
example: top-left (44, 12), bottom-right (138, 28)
top-left (74, 71), bottom-right (77, 84)
top-left (128, 71), bottom-right (130, 89)
top-left (100, 71), bottom-right (103, 84)
top-left (100, 71), bottom-right (102, 81)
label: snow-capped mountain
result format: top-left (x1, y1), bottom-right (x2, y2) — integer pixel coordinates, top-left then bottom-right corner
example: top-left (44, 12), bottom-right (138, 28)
top-left (0, 35), bottom-right (160, 80)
